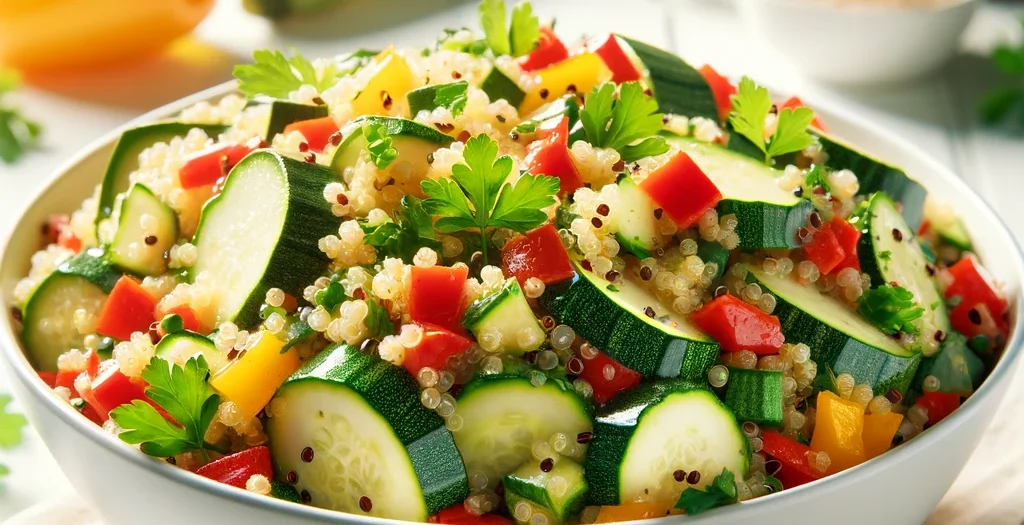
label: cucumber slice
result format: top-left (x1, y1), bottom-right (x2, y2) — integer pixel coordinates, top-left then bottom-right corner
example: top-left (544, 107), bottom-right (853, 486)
top-left (481, 67), bottom-right (526, 109)
top-left (453, 374), bottom-right (592, 490)
top-left (853, 193), bottom-right (949, 351)
top-left (192, 150), bottom-right (337, 328)
top-left (504, 457), bottom-right (588, 524)
top-left (267, 343), bottom-right (468, 520)
top-left (109, 184), bottom-right (179, 276)
top-left (96, 122), bottom-right (227, 232)
top-left (723, 368), bottom-right (784, 427)
top-left (462, 278), bottom-right (545, 355)
top-left (815, 131), bottom-right (926, 230)
top-left (670, 137), bottom-right (815, 250)
top-left (615, 176), bottom-right (661, 259)
top-left (21, 250), bottom-right (122, 372)
top-left (265, 100), bottom-right (329, 142)
top-left (617, 36), bottom-right (718, 122)
top-left (542, 261), bottom-right (719, 379)
top-left (154, 332), bottom-right (227, 373)
top-left (749, 266), bottom-right (922, 395)
top-left (914, 332), bottom-right (984, 395)
top-left (584, 380), bottom-right (748, 506)
top-left (407, 81), bottom-right (469, 117)
top-left (329, 116), bottom-right (453, 175)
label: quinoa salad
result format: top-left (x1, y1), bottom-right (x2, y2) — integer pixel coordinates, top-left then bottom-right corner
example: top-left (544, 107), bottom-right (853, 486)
top-left (9, 1), bottom-right (1012, 522)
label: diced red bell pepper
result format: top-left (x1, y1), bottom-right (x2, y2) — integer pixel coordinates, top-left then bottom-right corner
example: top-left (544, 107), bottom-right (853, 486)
top-left (195, 446), bottom-right (274, 488)
top-left (95, 276), bottom-right (158, 342)
top-left (38, 371), bottom-right (57, 388)
top-left (75, 372), bottom-right (108, 424)
top-left (638, 151), bottom-right (722, 229)
top-left (524, 117), bottom-right (584, 196)
top-left (698, 64), bottom-right (737, 123)
top-left (829, 218), bottom-right (861, 274)
top-left (46, 214), bottom-right (82, 252)
top-left (501, 224), bottom-right (575, 287)
top-left (166, 305), bottom-right (207, 335)
top-left (55, 349), bottom-right (101, 391)
top-left (518, 27), bottom-right (569, 72)
top-left (56, 369), bottom-right (80, 391)
top-left (429, 505), bottom-right (515, 525)
top-left (915, 391), bottom-right (960, 426)
top-left (577, 349), bottom-right (642, 405)
top-left (944, 255), bottom-right (1009, 337)
top-left (409, 265), bottom-right (469, 334)
top-left (89, 360), bottom-right (154, 417)
top-left (780, 97), bottom-right (828, 132)
top-left (283, 116), bottom-right (339, 153)
top-left (588, 34), bottom-right (642, 83)
top-left (402, 323), bottom-right (474, 375)
top-left (760, 431), bottom-right (823, 489)
top-left (179, 142), bottom-right (256, 190)
top-left (690, 294), bottom-right (785, 354)
top-left (802, 224), bottom-right (845, 276)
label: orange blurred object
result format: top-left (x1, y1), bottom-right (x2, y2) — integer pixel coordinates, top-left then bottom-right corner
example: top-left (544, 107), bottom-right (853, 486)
top-left (0, 0), bottom-right (214, 71)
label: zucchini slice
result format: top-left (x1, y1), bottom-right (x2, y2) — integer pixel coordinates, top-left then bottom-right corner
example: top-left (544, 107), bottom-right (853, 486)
top-left (615, 175), bottom-right (662, 259)
top-left (723, 367), bottom-right (784, 427)
top-left (154, 332), bottom-right (226, 373)
top-left (462, 278), bottom-right (545, 355)
top-left (584, 380), bottom-right (748, 506)
top-left (542, 261), bottom-right (719, 379)
top-left (329, 116), bottom-right (453, 175)
top-left (265, 100), bottom-right (329, 142)
top-left (267, 344), bottom-right (468, 520)
top-left (481, 67), bottom-right (526, 109)
top-left (453, 374), bottom-right (593, 491)
top-left (504, 457), bottom-right (588, 524)
top-left (749, 266), bottom-right (922, 395)
top-left (21, 249), bottom-right (122, 372)
top-left (407, 81), bottom-right (469, 117)
top-left (191, 150), bottom-right (337, 328)
top-left (109, 183), bottom-right (179, 276)
top-left (617, 36), bottom-right (718, 122)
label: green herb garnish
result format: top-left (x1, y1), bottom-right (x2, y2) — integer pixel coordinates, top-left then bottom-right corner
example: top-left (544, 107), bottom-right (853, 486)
top-left (978, 19), bottom-right (1024, 126)
top-left (234, 49), bottom-right (338, 99)
top-left (361, 196), bottom-right (443, 263)
top-left (763, 474), bottom-right (783, 493)
top-left (606, 284), bottom-right (619, 292)
top-left (879, 250), bottom-right (892, 261)
top-left (804, 166), bottom-right (831, 193)
top-left (365, 299), bottom-right (396, 339)
top-left (579, 82), bottom-right (669, 162)
top-left (421, 133), bottom-right (559, 265)
top-left (478, 0), bottom-right (540, 57)
top-left (314, 281), bottom-right (347, 311)
top-left (730, 77), bottom-right (814, 164)
top-left (0, 69), bottom-right (42, 164)
top-left (434, 81), bottom-right (470, 117)
top-left (857, 284), bottom-right (925, 336)
top-left (364, 122), bottom-right (399, 169)
top-left (437, 29), bottom-right (490, 56)
top-left (159, 314), bottom-right (184, 335)
top-left (110, 357), bottom-right (222, 462)
top-left (675, 468), bottom-right (738, 516)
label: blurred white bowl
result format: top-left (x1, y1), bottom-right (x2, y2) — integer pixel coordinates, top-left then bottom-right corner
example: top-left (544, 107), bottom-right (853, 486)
top-left (736, 0), bottom-right (979, 85)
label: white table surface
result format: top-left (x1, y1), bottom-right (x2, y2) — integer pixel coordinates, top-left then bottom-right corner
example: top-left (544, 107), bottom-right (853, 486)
top-left (1, 0), bottom-right (1023, 523)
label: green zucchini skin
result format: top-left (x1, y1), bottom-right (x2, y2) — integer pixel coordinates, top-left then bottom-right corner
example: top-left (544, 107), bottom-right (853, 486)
top-left (719, 198), bottom-right (815, 251)
top-left (265, 100), bottom-right (329, 141)
top-left (481, 67), bottom-right (526, 109)
top-left (618, 36), bottom-right (718, 122)
top-left (723, 368), bottom-right (784, 427)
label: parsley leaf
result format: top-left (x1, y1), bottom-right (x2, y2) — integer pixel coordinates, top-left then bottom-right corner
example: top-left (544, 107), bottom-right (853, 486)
top-left (675, 468), bottom-right (738, 516)
top-left (421, 133), bottom-right (558, 265)
top-left (804, 165), bottom-right (831, 193)
top-left (0, 394), bottom-right (27, 450)
top-left (730, 77), bottom-right (814, 164)
top-left (857, 284), bottom-right (925, 336)
top-left (434, 81), bottom-right (469, 117)
top-left (509, 2), bottom-right (541, 57)
top-left (479, 0), bottom-right (510, 56)
top-left (111, 356), bottom-right (221, 461)
top-left (234, 49), bottom-right (338, 99)
top-left (478, 0), bottom-right (540, 57)
top-left (767, 106), bottom-right (815, 159)
top-left (0, 69), bottom-right (42, 164)
top-left (580, 82), bottom-right (668, 163)
top-left (314, 281), bottom-right (347, 311)
top-left (364, 122), bottom-right (399, 169)
top-left (365, 299), bottom-right (396, 339)
top-left (361, 196), bottom-right (443, 263)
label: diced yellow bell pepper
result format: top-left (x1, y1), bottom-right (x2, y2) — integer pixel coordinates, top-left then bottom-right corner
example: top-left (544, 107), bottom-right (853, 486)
top-left (519, 52), bottom-right (613, 115)
top-left (350, 48), bottom-right (419, 117)
top-left (593, 503), bottom-right (680, 523)
top-left (209, 331), bottom-right (300, 419)
top-left (863, 412), bottom-right (904, 460)
top-left (810, 391), bottom-right (866, 474)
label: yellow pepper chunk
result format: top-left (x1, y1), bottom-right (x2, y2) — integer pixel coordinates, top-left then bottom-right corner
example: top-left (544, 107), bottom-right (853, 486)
top-left (863, 412), bottom-right (904, 460)
top-left (209, 331), bottom-right (300, 419)
top-left (350, 48), bottom-right (419, 117)
top-left (594, 503), bottom-right (680, 523)
top-left (810, 391), bottom-right (866, 474)
top-left (519, 52), bottom-right (612, 115)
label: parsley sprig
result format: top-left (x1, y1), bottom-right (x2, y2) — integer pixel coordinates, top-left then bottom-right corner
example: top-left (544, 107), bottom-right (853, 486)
top-left (234, 49), bottom-right (338, 99)
top-left (365, 122), bottom-right (399, 169)
top-left (0, 69), bottom-right (42, 164)
top-left (110, 356), bottom-right (223, 462)
top-left (675, 468), bottom-right (738, 516)
top-left (857, 284), bottom-right (925, 336)
top-left (729, 77), bottom-right (814, 165)
top-left (579, 82), bottom-right (669, 163)
top-left (361, 196), bottom-right (442, 263)
top-left (0, 394), bottom-right (28, 479)
top-left (478, 0), bottom-right (541, 57)
top-left (978, 18), bottom-right (1024, 126)
top-left (421, 133), bottom-right (559, 265)
top-left (365, 299), bottom-right (396, 340)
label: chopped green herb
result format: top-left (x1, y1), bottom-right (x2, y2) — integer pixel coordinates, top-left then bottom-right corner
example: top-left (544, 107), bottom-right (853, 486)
top-left (159, 314), bottom-right (185, 335)
top-left (930, 300), bottom-right (941, 311)
top-left (675, 467), bottom-right (738, 516)
top-left (804, 166), bottom-right (831, 193)
top-left (434, 81), bottom-right (469, 117)
top-left (579, 82), bottom-right (669, 163)
top-left (763, 474), bottom-right (783, 493)
top-left (813, 364), bottom-right (841, 397)
top-left (730, 77), bottom-right (814, 164)
top-left (478, 0), bottom-right (540, 57)
top-left (314, 281), bottom-right (348, 311)
top-left (361, 196), bottom-right (443, 263)
top-left (857, 284), bottom-right (925, 336)
top-left (437, 29), bottom-right (489, 56)
top-left (365, 299), bottom-right (396, 339)
top-left (234, 49), bottom-right (338, 99)
top-left (879, 250), bottom-right (892, 261)
top-left (606, 284), bottom-right (619, 292)
top-left (364, 122), bottom-right (399, 169)
top-left (513, 120), bottom-right (539, 134)
top-left (0, 69), bottom-right (42, 164)
top-left (281, 316), bottom-right (315, 353)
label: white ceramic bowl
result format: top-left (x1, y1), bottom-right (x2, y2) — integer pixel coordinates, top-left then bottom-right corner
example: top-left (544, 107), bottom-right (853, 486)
top-left (1, 82), bottom-right (1022, 525)
top-left (735, 0), bottom-right (978, 85)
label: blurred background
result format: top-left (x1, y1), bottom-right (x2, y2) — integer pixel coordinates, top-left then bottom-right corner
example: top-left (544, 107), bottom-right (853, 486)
top-left (0, 0), bottom-right (1023, 523)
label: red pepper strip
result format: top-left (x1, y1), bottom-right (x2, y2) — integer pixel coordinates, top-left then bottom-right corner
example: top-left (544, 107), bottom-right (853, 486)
top-left (409, 265), bottom-right (469, 335)
top-left (518, 27), bottom-right (570, 72)
top-left (179, 143), bottom-right (255, 190)
top-left (524, 116), bottom-right (585, 197)
top-left (89, 360), bottom-right (159, 418)
top-left (95, 276), bottom-right (157, 342)
top-left (588, 34), bottom-right (642, 83)
top-left (780, 96), bottom-right (829, 132)
top-left (195, 446), bottom-right (274, 488)
top-left (698, 64), bottom-right (737, 123)
top-left (402, 323), bottom-right (474, 376)
top-left (915, 391), bottom-right (960, 426)
top-left (829, 218), bottom-right (861, 274)
top-left (760, 431), bottom-right (823, 489)
top-left (802, 224), bottom-right (845, 275)
top-left (577, 348), bottom-right (642, 405)
top-left (283, 116), bottom-right (340, 153)
top-left (639, 151), bottom-right (722, 229)
top-left (944, 255), bottom-right (1009, 336)
top-left (430, 505), bottom-right (516, 525)
top-left (689, 294), bottom-right (785, 354)
top-left (501, 224), bottom-right (575, 287)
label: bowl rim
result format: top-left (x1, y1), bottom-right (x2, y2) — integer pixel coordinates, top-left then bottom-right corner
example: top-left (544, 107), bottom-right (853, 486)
top-left (1, 80), bottom-right (1021, 525)
top-left (735, 0), bottom-right (978, 15)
